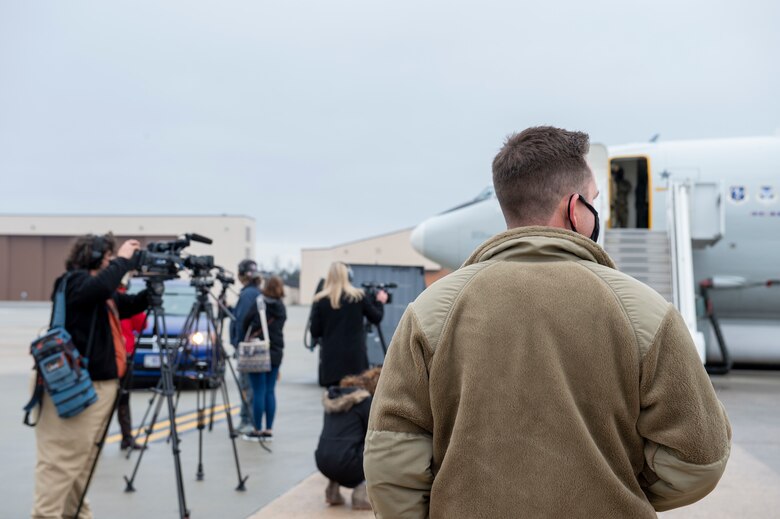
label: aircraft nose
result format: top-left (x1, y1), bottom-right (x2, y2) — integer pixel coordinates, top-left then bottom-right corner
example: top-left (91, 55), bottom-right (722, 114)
top-left (410, 223), bottom-right (425, 255)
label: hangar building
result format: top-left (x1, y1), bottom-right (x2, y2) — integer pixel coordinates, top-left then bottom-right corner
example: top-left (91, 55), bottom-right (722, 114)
top-left (0, 214), bottom-right (255, 301)
top-left (300, 227), bottom-right (447, 305)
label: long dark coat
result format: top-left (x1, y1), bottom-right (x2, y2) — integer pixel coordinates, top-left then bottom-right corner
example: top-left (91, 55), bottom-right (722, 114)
top-left (310, 294), bottom-right (383, 387)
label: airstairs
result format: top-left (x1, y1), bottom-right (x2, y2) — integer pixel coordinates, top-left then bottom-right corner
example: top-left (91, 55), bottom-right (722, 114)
top-left (604, 230), bottom-right (673, 302)
top-left (602, 181), bottom-right (724, 362)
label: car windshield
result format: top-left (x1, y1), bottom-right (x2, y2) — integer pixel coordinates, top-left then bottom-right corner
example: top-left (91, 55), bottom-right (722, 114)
top-left (126, 279), bottom-right (197, 316)
top-left (161, 289), bottom-right (196, 316)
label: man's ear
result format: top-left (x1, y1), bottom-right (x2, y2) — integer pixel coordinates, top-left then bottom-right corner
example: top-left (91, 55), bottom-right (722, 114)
top-left (567, 194), bottom-right (580, 231)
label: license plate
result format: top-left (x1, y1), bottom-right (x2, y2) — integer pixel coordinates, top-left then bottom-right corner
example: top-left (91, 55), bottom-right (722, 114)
top-left (143, 355), bottom-right (161, 368)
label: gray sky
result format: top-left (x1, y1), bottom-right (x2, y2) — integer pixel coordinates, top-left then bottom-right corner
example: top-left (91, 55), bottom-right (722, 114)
top-left (1, 0), bottom-right (778, 267)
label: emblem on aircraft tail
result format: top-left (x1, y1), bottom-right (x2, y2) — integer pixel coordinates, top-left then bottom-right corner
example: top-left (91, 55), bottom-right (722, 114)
top-left (758, 185), bottom-right (776, 204)
top-left (729, 186), bottom-right (747, 204)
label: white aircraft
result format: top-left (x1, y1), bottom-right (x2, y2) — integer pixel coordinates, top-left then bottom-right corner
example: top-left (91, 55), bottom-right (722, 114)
top-left (411, 136), bottom-right (780, 369)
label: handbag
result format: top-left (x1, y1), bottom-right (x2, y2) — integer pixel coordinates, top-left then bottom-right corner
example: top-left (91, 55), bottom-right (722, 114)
top-left (236, 296), bottom-right (271, 373)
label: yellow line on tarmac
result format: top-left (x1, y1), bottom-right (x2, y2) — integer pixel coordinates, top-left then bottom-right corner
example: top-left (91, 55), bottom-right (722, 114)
top-left (106, 405), bottom-right (239, 445)
top-left (106, 407), bottom-right (240, 445)
top-left (132, 408), bottom-right (241, 444)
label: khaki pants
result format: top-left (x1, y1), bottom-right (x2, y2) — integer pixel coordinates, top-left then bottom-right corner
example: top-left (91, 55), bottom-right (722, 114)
top-left (32, 379), bottom-right (118, 519)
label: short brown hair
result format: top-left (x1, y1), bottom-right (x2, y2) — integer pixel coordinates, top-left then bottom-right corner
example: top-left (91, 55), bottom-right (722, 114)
top-left (492, 126), bottom-right (591, 225)
top-left (65, 233), bottom-right (116, 271)
top-left (262, 275), bottom-right (285, 299)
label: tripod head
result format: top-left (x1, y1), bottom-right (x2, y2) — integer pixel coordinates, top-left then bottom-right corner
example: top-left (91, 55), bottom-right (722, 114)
top-left (145, 276), bottom-right (170, 310)
top-left (210, 267), bottom-right (238, 323)
top-left (215, 267), bottom-right (235, 288)
top-left (190, 275), bottom-right (215, 294)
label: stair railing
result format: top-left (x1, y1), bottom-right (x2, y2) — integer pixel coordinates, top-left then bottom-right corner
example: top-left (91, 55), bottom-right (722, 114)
top-left (667, 181), bottom-right (706, 362)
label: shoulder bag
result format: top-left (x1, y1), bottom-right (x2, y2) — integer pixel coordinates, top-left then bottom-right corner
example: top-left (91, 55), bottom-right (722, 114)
top-left (236, 296), bottom-right (271, 373)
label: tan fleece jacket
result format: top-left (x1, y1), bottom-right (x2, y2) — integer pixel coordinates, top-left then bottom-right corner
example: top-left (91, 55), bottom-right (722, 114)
top-left (364, 227), bottom-right (731, 519)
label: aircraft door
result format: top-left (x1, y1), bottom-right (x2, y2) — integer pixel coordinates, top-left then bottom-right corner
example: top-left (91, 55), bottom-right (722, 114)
top-left (609, 156), bottom-right (651, 229)
top-left (586, 143), bottom-right (609, 246)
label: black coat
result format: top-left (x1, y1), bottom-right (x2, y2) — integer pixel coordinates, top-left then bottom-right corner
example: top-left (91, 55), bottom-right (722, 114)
top-left (310, 295), bottom-right (383, 388)
top-left (52, 257), bottom-right (149, 381)
top-left (314, 386), bottom-right (372, 488)
top-left (241, 296), bottom-right (287, 366)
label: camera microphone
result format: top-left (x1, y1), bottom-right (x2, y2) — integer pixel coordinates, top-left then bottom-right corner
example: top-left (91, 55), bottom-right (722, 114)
top-left (187, 233), bottom-right (213, 245)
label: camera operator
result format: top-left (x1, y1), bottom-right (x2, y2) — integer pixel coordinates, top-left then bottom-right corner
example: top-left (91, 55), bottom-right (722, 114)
top-left (32, 234), bottom-right (149, 519)
top-left (310, 262), bottom-right (388, 388)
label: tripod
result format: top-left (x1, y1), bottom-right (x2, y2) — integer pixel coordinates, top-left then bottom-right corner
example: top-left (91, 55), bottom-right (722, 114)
top-left (365, 320), bottom-right (388, 356)
top-left (123, 276), bottom-right (251, 509)
top-left (123, 276), bottom-right (190, 518)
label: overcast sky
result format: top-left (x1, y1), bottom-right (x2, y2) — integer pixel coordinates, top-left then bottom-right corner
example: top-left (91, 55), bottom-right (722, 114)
top-left (1, 0), bottom-right (778, 268)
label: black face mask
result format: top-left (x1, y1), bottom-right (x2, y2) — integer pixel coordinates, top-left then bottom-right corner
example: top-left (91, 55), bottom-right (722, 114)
top-left (568, 193), bottom-right (600, 242)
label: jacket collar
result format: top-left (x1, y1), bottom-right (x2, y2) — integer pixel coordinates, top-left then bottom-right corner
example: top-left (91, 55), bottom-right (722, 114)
top-left (323, 386), bottom-right (371, 414)
top-left (463, 226), bottom-right (616, 270)
top-left (240, 284), bottom-right (260, 294)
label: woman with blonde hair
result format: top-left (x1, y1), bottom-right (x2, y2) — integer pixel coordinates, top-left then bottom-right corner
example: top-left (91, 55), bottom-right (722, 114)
top-left (310, 262), bottom-right (387, 387)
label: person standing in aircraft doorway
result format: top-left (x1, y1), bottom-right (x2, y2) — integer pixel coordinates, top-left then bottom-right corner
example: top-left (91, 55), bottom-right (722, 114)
top-left (613, 164), bottom-right (632, 227)
top-left (364, 126), bottom-right (731, 518)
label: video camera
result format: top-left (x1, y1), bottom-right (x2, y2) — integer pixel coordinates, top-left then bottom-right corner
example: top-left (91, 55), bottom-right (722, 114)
top-left (361, 282), bottom-right (397, 305)
top-left (131, 233), bottom-right (215, 279)
top-left (215, 267), bottom-right (235, 287)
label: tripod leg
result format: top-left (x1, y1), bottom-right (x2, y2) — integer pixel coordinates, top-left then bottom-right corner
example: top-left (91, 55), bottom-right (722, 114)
top-left (224, 354), bottom-right (252, 417)
top-left (166, 384), bottom-right (185, 444)
top-left (124, 386), bottom-right (166, 492)
top-left (73, 380), bottom-right (123, 519)
top-left (219, 377), bottom-right (250, 490)
top-left (208, 385), bottom-right (219, 432)
top-left (164, 377), bottom-right (190, 518)
top-left (376, 324), bottom-right (389, 356)
top-left (160, 309), bottom-right (190, 519)
top-left (196, 374), bottom-right (206, 481)
top-left (164, 344), bottom-right (191, 446)
top-left (206, 314), bottom-right (220, 432)
top-left (125, 378), bottom-right (162, 460)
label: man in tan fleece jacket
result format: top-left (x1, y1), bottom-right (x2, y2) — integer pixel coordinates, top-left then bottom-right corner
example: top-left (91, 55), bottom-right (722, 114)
top-left (364, 126), bottom-right (731, 518)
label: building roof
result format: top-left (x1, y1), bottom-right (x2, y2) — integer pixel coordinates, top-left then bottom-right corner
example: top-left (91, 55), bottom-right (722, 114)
top-left (301, 227), bottom-right (414, 251)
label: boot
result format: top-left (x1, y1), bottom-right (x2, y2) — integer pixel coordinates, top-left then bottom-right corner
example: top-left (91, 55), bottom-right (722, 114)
top-left (325, 480), bottom-right (344, 506)
top-left (352, 482), bottom-right (371, 511)
top-left (117, 402), bottom-right (145, 450)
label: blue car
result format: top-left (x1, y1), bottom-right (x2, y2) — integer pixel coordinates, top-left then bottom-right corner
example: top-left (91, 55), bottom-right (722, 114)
top-left (127, 279), bottom-right (222, 385)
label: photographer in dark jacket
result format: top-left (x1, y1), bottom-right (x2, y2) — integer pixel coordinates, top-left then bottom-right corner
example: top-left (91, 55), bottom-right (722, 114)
top-left (310, 262), bottom-right (387, 388)
top-left (32, 234), bottom-right (148, 519)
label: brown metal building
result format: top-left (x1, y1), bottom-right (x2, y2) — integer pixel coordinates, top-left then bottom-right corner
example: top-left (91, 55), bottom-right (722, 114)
top-left (0, 215), bottom-right (256, 301)
top-left (0, 235), bottom-right (173, 301)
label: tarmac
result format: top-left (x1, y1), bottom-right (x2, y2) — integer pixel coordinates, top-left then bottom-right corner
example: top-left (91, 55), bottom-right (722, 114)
top-left (2, 302), bottom-right (780, 518)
